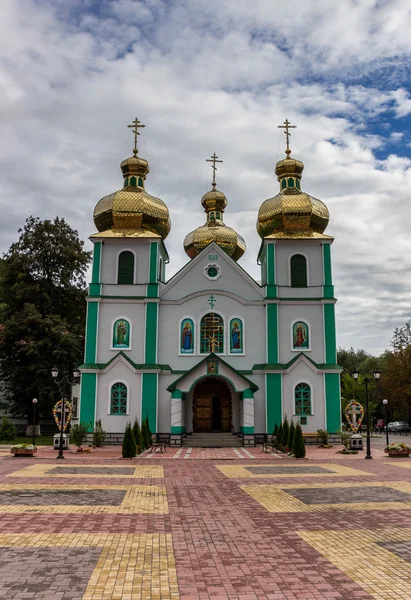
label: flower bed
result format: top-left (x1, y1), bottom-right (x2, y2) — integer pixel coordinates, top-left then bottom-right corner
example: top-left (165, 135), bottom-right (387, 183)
top-left (385, 443), bottom-right (411, 457)
top-left (10, 444), bottom-right (37, 457)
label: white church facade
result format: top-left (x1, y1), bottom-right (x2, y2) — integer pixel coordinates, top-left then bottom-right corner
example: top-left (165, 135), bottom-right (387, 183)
top-left (79, 119), bottom-right (341, 445)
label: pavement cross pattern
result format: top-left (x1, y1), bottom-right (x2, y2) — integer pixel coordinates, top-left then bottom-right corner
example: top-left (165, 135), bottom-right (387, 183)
top-left (0, 447), bottom-right (410, 598)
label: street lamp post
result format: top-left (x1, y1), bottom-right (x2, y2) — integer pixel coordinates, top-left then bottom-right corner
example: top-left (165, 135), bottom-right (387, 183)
top-left (51, 367), bottom-right (80, 459)
top-left (32, 398), bottom-right (38, 448)
top-left (352, 369), bottom-right (381, 459)
top-left (383, 399), bottom-right (389, 446)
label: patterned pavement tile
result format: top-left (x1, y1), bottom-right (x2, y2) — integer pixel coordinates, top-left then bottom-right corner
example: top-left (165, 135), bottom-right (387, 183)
top-left (217, 462), bottom-right (375, 478)
top-left (7, 464), bottom-right (164, 480)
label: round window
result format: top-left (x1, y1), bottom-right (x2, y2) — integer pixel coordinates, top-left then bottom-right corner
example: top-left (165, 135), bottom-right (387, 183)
top-left (207, 266), bottom-right (218, 278)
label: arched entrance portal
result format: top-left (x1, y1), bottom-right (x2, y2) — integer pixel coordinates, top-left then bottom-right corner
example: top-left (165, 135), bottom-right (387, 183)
top-left (193, 378), bottom-right (232, 432)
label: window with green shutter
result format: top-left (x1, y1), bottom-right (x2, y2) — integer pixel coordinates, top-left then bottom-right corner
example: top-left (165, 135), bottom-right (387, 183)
top-left (295, 383), bottom-right (311, 415)
top-left (290, 254), bottom-right (307, 287)
top-left (110, 382), bottom-right (128, 415)
top-left (118, 251), bottom-right (134, 284)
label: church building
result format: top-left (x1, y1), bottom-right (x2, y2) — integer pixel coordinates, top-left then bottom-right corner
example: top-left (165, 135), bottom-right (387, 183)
top-left (79, 118), bottom-right (341, 445)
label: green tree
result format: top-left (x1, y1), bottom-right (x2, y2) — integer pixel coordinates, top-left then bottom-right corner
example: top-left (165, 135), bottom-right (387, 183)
top-left (122, 422), bottom-right (136, 458)
top-left (145, 415), bottom-right (152, 445)
top-left (93, 420), bottom-right (106, 447)
top-left (141, 420), bottom-right (150, 450)
top-left (287, 420), bottom-right (295, 450)
top-left (70, 422), bottom-right (89, 449)
top-left (273, 423), bottom-right (279, 437)
top-left (0, 417), bottom-right (17, 441)
top-left (282, 416), bottom-right (290, 448)
top-left (292, 423), bottom-right (306, 458)
top-left (133, 419), bottom-right (142, 454)
top-left (275, 423), bottom-right (284, 450)
top-left (0, 217), bottom-right (91, 426)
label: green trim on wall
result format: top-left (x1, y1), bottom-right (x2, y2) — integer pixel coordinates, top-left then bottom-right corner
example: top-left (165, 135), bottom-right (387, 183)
top-left (325, 373), bottom-right (341, 433)
top-left (323, 285), bottom-right (334, 299)
top-left (89, 283), bottom-right (101, 297)
top-left (84, 302), bottom-right (99, 363)
top-left (243, 388), bottom-right (254, 399)
top-left (323, 243), bottom-right (332, 285)
top-left (267, 244), bottom-right (275, 285)
top-left (147, 283), bottom-right (159, 298)
top-left (149, 242), bottom-right (158, 284)
top-left (266, 373), bottom-right (282, 433)
top-left (142, 372), bottom-right (157, 433)
top-left (240, 426), bottom-right (254, 434)
top-left (171, 389), bottom-right (183, 399)
top-left (145, 302), bottom-right (158, 364)
top-left (267, 304), bottom-right (278, 363)
top-left (324, 303), bottom-right (337, 364)
top-left (91, 242), bottom-right (101, 283)
top-left (171, 425), bottom-right (185, 434)
top-left (79, 372), bottom-right (96, 430)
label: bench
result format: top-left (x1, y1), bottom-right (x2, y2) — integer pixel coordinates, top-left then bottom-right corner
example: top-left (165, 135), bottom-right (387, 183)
top-left (261, 435), bottom-right (277, 453)
top-left (151, 437), bottom-right (167, 454)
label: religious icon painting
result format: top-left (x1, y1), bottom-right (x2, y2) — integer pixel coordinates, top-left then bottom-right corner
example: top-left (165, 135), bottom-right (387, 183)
top-left (292, 321), bottom-right (309, 350)
top-left (207, 360), bottom-right (218, 374)
top-left (112, 319), bottom-right (130, 349)
top-left (230, 318), bottom-right (243, 353)
top-left (180, 319), bottom-right (194, 353)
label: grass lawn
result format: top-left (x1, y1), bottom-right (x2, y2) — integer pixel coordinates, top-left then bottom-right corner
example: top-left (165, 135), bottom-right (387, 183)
top-left (0, 436), bottom-right (54, 446)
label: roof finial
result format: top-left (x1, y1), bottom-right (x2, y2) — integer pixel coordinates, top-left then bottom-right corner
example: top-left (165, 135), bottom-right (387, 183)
top-left (127, 117), bottom-right (146, 157)
top-left (278, 118), bottom-right (296, 157)
top-left (206, 152), bottom-right (223, 188)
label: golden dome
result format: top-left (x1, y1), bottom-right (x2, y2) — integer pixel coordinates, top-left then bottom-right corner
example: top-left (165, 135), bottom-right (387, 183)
top-left (92, 119), bottom-right (171, 239)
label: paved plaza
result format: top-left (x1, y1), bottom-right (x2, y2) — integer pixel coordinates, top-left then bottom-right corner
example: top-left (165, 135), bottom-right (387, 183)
top-left (0, 445), bottom-right (409, 599)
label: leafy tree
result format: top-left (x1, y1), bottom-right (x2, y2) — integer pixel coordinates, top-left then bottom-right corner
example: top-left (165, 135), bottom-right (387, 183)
top-left (292, 423), bottom-right (306, 458)
top-left (133, 419), bottom-right (142, 454)
top-left (0, 417), bottom-right (16, 441)
top-left (287, 420), bottom-right (295, 450)
top-left (122, 422), bottom-right (136, 458)
top-left (282, 416), bottom-right (289, 448)
top-left (70, 422), bottom-right (89, 449)
top-left (0, 217), bottom-right (91, 425)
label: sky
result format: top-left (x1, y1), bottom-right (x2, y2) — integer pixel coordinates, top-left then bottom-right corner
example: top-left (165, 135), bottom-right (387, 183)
top-left (1, 0), bottom-right (411, 355)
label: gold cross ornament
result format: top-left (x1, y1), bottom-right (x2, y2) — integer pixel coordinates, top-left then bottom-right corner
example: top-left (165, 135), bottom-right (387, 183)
top-left (127, 117), bottom-right (146, 156)
top-left (206, 153), bottom-right (223, 188)
top-left (278, 118), bottom-right (296, 156)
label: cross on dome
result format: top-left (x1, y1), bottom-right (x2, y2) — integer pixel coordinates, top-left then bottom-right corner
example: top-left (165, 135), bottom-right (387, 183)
top-left (206, 153), bottom-right (223, 188)
top-left (127, 117), bottom-right (146, 156)
top-left (278, 118), bottom-right (296, 157)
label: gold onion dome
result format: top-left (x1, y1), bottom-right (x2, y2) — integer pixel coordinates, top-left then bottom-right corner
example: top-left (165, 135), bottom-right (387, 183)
top-left (184, 154), bottom-right (246, 261)
top-left (92, 118), bottom-right (171, 239)
top-left (257, 119), bottom-right (330, 239)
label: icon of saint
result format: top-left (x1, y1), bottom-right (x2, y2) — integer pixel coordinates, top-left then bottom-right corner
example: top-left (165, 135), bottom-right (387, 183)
top-left (116, 321), bottom-right (127, 346)
top-left (231, 321), bottom-right (241, 350)
top-left (182, 321), bottom-right (193, 351)
top-left (293, 322), bottom-right (307, 348)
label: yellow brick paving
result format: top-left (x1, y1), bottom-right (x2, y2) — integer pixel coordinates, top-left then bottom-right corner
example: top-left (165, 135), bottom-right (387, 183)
top-left (7, 464), bottom-right (164, 479)
top-left (0, 533), bottom-right (179, 600)
top-left (0, 483), bottom-right (168, 514)
top-left (297, 527), bottom-right (411, 600)
top-left (217, 463), bottom-right (374, 478)
top-left (242, 481), bottom-right (411, 513)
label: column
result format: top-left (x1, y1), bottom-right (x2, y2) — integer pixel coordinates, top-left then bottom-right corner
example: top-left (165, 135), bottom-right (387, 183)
top-left (242, 388), bottom-right (255, 446)
top-left (170, 389), bottom-right (184, 447)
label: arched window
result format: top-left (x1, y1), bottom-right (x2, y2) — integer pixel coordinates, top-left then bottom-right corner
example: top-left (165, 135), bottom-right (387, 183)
top-left (200, 313), bottom-right (224, 354)
top-left (295, 383), bottom-right (311, 415)
top-left (110, 382), bottom-right (128, 415)
top-left (288, 177), bottom-right (294, 188)
top-left (281, 179), bottom-right (287, 190)
top-left (138, 177), bottom-right (143, 187)
top-left (130, 176), bottom-right (137, 186)
top-left (118, 251), bottom-right (134, 284)
top-left (290, 254), bottom-right (307, 287)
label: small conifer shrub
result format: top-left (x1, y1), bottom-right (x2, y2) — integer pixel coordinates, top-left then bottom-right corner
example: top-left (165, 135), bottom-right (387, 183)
top-left (133, 419), bottom-right (142, 454)
top-left (287, 420), bottom-right (296, 451)
top-left (292, 423), bottom-right (306, 458)
top-left (122, 422), bottom-right (136, 458)
top-left (282, 416), bottom-right (290, 448)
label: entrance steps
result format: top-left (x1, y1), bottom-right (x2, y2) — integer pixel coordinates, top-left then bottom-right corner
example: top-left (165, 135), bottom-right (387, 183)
top-left (183, 433), bottom-right (242, 448)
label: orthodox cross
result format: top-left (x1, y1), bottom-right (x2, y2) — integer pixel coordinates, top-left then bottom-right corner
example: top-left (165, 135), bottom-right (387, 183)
top-left (346, 402), bottom-right (362, 429)
top-left (206, 153), bottom-right (223, 188)
top-left (205, 333), bottom-right (220, 352)
top-left (278, 118), bottom-right (296, 157)
top-left (208, 295), bottom-right (216, 309)
top-left (127, 117), bottom-right (146, 156)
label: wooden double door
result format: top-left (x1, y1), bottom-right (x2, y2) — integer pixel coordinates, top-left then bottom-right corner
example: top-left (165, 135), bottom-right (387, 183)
top-left (193, 379), bottom-right (232, 432)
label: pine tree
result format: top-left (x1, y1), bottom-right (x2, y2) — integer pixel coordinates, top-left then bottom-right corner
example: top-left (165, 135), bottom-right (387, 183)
top-left (141, 420), bottom-right (150, 450)
top-left (292, 423), bottom-right (306, 458)
top-left (122, 422), bottom-right (136, 458)
top-left (145, 415), bottom-right (153, 446)
top-left (287, 420), bottom-right (295, 451)
top-left (275, 423), bottom-right (284, 450)
top-left (133, 419), bottom-right (142, 454)
top-left (282, 416), bottom-right (290, 448)
top-left (0, 417), bottom-right (16, 441)
top-left (273, 423), bottom-right (279, 437)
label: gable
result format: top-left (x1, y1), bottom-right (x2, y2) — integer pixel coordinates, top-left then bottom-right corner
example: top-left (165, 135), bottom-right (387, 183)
top-left (160, 243), bottom-right (264, 302)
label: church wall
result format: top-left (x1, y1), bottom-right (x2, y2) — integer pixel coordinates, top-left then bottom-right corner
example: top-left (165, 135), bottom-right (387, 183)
top-left (99, 238), bottom-right (151, 285)
top-left (282, 363), bottom-right (325, 433)
top-left (251, 375), bottom-right (265, 432)
top-left (275, 242), bottom-right (324, 288)
top-left (278, 303), bottom-right (325, 364)
top-left (158, 374), bottom-right (173, 432)
top-left (96, 301), bottom-right (146, 364)
top-left (95, 365), bottom-right (141, 432)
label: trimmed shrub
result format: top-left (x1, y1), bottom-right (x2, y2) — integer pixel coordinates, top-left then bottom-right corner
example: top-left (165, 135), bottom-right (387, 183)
top-left (133, 419), bottom-right (142, 454)
top-left (0, 417), bottom-right (16, 441)
top-left (93, 419), bottom-right (106, 447)
top-left (275, 423), bottom-right (284, 450)
top-left (282, 416), bottom-right (290, 448)
top-left (273, 423), bottom-right (279, 437)
top-left (141, 420), bottom-right (150, 450)
top-left (317, 429), bottom-right (328, 446)
top-left (70, 422), bottom-right (89, 448)
top-left (292, 423), bottom-right (306, 458)
top-left (145, 415), bottom-right (152, 446)
top-left (122, 422), bottom-right (136, 458)
top-left (287, 420), bottom-right (295, 451)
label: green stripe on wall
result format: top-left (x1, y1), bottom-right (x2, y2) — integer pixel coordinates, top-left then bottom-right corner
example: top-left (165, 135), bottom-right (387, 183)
top-left (145, 302), bottom-right (158, 364)
top-left (240, 426), bottom-right (254, 434)
top-left (142, 373), bottom-right (158, 433)
top-left (171, 425), bottom-right (185, 434)
top-left (91, 242), bottom-right (101, 284)
top-left (324, 303), bottom-right (337, 364)
top-left (149, 242), bottom-right (158, 284)
top-left (84, 301), bottom-right (99, 363)
top-left (267, 304), bottom-right (278, 363)
top-left (323, 243), bottom-right (332, 285)
top-left (266, 373), bottom-right (282, 433)
top-left (267, 244), bottom-right (275, 285)
top-left (325, 373), bottom-right (341, 433)
top-left (79, 372), bottom-right (96, 430)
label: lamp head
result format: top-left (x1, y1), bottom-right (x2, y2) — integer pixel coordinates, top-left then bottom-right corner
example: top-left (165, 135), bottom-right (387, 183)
top-left (32, 398), bottom-right (38, 404)
top-left (72, 368), bottom-right (80, 380)
top-left (373, 369), bottom-right (382, 380)
top-left (382, 398), bottom-right (388, 405)
top-left (51, 367), bottom-right (58, 379)
top-left (352, 369), bottom-right (359, 380)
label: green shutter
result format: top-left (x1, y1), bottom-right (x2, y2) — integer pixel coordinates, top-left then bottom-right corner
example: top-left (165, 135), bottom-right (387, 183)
top-left (118, 251), bottom-right (134, 284)
top-left (290, 254), bottom-right (307, 287)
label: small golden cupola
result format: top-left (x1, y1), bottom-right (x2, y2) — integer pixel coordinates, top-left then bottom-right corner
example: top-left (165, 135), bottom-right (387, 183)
top-left (257, 119), bottom-right (330, 239)
top-left (184, 154), bottom-right (246, 260)
top-left (92, 118), bottom-right (171, 239)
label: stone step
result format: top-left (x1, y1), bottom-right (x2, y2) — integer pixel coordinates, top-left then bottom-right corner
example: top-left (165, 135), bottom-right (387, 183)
top-left (183, 434), bottom-right (243, 448)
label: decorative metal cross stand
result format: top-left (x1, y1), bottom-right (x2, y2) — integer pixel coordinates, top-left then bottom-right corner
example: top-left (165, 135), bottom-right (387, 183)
top-left (345, 400), bottom-right (365, 451)
top-left (208, 295), bottom-right (216, 309)
top-left (346, 402), bottom-right (363, 433)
